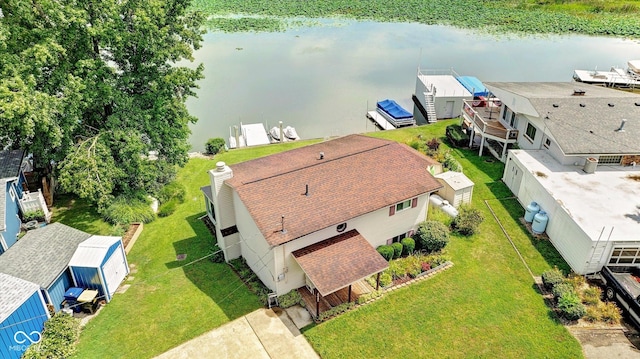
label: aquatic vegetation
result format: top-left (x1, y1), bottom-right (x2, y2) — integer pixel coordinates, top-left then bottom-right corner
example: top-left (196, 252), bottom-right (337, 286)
top-left (191, 0), bottom-right (640, 37)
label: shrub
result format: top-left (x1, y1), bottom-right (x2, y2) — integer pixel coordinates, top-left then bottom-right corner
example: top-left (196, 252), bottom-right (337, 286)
top-left (426, 137), bottom-right (440, 152)
top-left (22, 209), bottom-right (45, 222)
top-left (157, 181), bottom-right (186, 204)
top-left (541, 267), bottom-right (565, 290)
top-left (598, 301), bottom-right (622, 324)
top-left (377, 245), bottom-right (394, 261)
top-left (557, 292), bottom-right (586, 321)
top-left (205, 137), bottom-right (226, 155)
top-left (401, 237), bottom-right (415, 255)
top-left (581, 286), bottom-right (602, 306)
top-left (443, 152), bottom-right (463, 172)
top-left (278, 290), bottom-right (303, 308)
top-left (451, 205), bottom-right (484, 236)
top-left (552, 282), bottom-right (575, 299)
top-left (101, 196), bottom-right (156, 225)
top-left (157, 198), bottom-right (179, 217)
top-left (210, 243), bottom-right (225, 263)
top-left (22, 312), bottom-right (80, 359)
top-left (379, 272), bottom-right (392, 287)
top-left (414, 221), bottom-right (450, 253)
top-left (391, 242), bottom-right (403, 259)
top-left (357, 290), bottom-right (383, 305)
top-left (421, 262), bottom-right (431, 272)
top-left (318, 302), bottom-right (355, 321)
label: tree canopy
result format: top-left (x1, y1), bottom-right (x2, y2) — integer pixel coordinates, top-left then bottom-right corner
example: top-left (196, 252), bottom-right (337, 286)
top-left (0, 0), bottom-right (204, 206)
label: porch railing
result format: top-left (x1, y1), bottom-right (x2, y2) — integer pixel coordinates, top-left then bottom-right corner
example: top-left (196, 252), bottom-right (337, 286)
top-left (462, 100), bottom-right (518, 141)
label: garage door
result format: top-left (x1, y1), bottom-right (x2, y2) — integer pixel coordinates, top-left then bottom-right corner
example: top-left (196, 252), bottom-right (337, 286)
top-left (103, 245), bottom-right (127, 297)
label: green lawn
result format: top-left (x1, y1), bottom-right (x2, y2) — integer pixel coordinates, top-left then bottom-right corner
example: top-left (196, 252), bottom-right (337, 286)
top-left (302, 122), bottom-right (583, 358)
top-left (67, 122), bottom-right (583, 358)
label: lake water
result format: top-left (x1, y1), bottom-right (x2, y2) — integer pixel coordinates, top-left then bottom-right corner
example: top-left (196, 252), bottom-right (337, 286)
top-left (186, 20), bottom-right (640, 151)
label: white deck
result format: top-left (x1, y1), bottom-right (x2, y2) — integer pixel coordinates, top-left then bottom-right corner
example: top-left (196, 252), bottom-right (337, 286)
top-left (510, 150), bottom-right (640, 242)
top-left (366, 111), bottom-right (395, 130)
top-left (573, 68), bottom-right (640, 87)
top-left (242, 124), bottom-right (271, 147)
top-left (417, 74), bottom-right (472, 97)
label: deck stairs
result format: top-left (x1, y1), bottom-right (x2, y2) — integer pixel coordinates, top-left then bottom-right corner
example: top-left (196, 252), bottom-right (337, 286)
top-left (424, 92), bottom-right (437, 123)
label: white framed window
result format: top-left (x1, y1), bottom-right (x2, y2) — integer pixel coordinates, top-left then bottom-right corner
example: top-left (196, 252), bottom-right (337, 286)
top-left (609, 247), bottom-right (640, 265)
top-left (525, 123), bottom-right (537, 142)
top-left (9, 187), bottom-right (16, 201)
top-left (391, 233), bottom-right (407, 243)
top-left (598, 156), bottom-right (622, 165)
top-left (396, 199), bottom-right (412, 212)
top-left (543, 137), bottom-right (551, 148)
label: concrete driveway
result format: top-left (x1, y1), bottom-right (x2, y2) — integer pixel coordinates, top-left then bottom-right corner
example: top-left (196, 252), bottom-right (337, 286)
top-left (154, 308), bottom-right (319, 359)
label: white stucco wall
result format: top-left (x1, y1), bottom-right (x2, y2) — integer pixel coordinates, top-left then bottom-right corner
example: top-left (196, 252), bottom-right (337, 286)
top-left (503, 152), bottom-right (596, 274)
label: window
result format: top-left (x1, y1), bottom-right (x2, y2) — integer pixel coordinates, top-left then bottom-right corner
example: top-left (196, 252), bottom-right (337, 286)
top-left (598, 155), bottom-right (622, 165)
top-left (396, 199), bottom-right (412, 212)
top-left (543, 138), bottom-right (551, 148)
top-left (391, 233), bottom-right (407, 243)
top-left (525, 123), bottom-right (537, 142)
top-left (9, 187), bottom-right (15, 201)
top-left (609, 247), bottom-right (640, 265)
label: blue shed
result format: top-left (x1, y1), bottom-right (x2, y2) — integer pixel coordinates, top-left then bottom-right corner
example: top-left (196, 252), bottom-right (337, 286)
top-left (0, 223), bottom-right (91, 311)
top-left (0, 273), bottom-right (50, 359)
top-left (0, 150), bottom-right (26, 255)
top-left (69, 236), bottom-right (129, 302)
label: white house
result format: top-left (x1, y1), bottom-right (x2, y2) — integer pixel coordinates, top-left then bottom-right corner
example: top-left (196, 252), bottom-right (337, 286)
top-left (496, 82), bottom-right (640, 274)
top-left (201, 134), bottom-right (443, 315)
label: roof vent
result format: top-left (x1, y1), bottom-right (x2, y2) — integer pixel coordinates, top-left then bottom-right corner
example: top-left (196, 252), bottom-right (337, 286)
top-left (319, 152), bottom-right (324, 160)
top-left (635, 102), bottom-right (640, 106)
top-left (552, 104), bottom-right (559, 108)
top-left (616, 119), bottom-right (627, 132)
top-left (579, 103), bottom-right (586, 107)
top-left (608, 103), bottom-right (615, 107)
top-left (572, 89), bottom-right (585, 96)
top-left (216, 161), bottom-right (226, 172)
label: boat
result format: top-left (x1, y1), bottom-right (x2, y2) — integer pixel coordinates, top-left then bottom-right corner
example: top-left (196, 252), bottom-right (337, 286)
top-left (283, 126), bottom-right (299, 140)
top-left (573, 60), bottom-right (640, 88)
top-left (375, 99), bottom-right (415, 127)
top-left (269, 126), bottom-right (282, 141)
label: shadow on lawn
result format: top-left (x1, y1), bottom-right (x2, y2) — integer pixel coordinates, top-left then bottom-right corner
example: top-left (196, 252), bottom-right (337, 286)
top-left (166, 212), bottom-right (261, 319)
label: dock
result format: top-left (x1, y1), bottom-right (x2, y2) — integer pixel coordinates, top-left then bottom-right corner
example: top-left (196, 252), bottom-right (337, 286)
top-left (366, 111), bottom-right (396, 130)
top-left (573, 68), bottom-right (640, 88)
top-left (228, 123), bottom-right (271, 149)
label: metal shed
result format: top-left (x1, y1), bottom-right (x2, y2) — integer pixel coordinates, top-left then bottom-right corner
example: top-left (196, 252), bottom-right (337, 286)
top-left (0, 273), bottom-right (50, 359)
top-left (434, 171), bottom-right (474, 208)
top-left (69, 236), bottom-right (129, 303)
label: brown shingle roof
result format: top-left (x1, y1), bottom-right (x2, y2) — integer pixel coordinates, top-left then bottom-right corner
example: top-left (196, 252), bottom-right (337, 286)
top-left (292, 230), bottom-right (389, 296)
top-left (226, 134), bottom-right (442, 246)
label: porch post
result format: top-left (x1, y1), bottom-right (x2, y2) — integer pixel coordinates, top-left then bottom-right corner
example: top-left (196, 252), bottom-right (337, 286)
top-left (479, 136), bottom-right (485, 156)
top-left (315, 288), bottom-right (320, 318)
top-left (376, 272), bottom-right (381, 291)
top-left (348, 284), bottom-right (352, 303)
top-left (501, 141), bottom-right (508, 162)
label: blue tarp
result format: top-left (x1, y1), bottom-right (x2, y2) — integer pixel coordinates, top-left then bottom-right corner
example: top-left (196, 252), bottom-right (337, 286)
top-left (456, 76), bottom-right (489, 97)
top-left (376, 99), bottom-right (413, 119)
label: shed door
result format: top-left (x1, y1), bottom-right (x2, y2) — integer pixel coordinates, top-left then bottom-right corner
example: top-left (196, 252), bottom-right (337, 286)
top-left (104, 246), bottom-right (127, 296)
top-left (444, 101), bottom-right (455, 118)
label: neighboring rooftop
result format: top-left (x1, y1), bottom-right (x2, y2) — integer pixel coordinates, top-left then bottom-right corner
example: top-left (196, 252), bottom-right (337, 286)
top-left (0, 273), bottom-right (40, 323)
top-left (226, 134), bottom-right (443, 246)
top-left (417, 74), bottom-right (471, 97)
top-left (509, 150), bottom-right (640, 242)
top-left (0, 222), bottom-right (91, 288)
top-left (0, 149), bottom-right (25, 179)
top-left (485, 82), bottom-right (640, 155)
top-left (0, 179), bottom-right (7, 232)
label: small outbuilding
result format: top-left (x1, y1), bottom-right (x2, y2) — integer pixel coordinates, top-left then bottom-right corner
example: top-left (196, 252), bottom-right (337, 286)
top-left (0, 273), bottom-right (50, 359)
top-left (69, 236), bottom-right (129, 303)
top-left (434, 171), bottom-right (474, 207)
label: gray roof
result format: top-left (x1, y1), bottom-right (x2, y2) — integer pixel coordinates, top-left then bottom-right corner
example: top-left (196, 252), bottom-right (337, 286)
top-left (0, 179), bottom-right (7, 232)
top-left (0, 223), bottom-right (91, 288)
top-left (0, 273), bottom-right (40, 323)
top-left (485, 82), bottom-right (640, 155)
top-left (0, 150), bottom-right (24, 179)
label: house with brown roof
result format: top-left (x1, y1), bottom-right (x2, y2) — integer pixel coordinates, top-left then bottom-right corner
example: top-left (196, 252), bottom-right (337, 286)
top-left (201, 134), bottom-right (442, 313)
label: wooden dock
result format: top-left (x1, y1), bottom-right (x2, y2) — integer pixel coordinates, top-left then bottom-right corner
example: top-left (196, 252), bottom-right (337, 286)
top-left (366, 111), bottom-right (396, 130)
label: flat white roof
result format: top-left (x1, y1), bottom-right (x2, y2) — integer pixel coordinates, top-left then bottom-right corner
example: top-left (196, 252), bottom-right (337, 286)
top-left (511, 150), bottom-right (640, 242)
top-left (417, 74), bottom-right (472, 98)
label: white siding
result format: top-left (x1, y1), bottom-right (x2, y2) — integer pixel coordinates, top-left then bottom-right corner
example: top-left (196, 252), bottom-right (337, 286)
top-left (272, 194), bottom-right (430, 295)
top-left (435, 97), bottom-right (466, 119)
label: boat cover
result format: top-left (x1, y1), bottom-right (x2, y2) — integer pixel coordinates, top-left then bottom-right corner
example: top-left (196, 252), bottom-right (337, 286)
top-left (456, 76), bottom-right (489, 97)
top-left (376, 99), bottom-right (413, 119)
top-left (629, 60), bottom-right (640, 75)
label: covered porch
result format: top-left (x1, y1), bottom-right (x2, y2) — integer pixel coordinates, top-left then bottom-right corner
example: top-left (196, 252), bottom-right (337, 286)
top-left (292, 230), bottom-right (389, 319)
top-left (461, 99), bottom-right (518, 162)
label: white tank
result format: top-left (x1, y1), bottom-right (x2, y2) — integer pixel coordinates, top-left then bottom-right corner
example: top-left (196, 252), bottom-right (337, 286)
top-left (429, 194), bottom-right (459, 218)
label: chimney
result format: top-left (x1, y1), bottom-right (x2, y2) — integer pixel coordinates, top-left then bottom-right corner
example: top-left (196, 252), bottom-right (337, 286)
top-left (216, 161), bottom-right (226, 172)
top-left (616, 119), bottom-right (627, 132)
